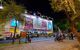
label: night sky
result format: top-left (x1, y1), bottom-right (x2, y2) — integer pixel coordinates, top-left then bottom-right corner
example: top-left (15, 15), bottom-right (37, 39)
top-left (14, 0), bottom-right (66, 20)
top-left (15, 0), bottom-right (54, 17)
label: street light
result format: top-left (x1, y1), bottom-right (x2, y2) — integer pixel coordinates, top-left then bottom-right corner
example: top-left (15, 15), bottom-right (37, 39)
top-left (0, 0), bottom-right (3, 9)
top-left (33, 13), bottom-right (36, 16)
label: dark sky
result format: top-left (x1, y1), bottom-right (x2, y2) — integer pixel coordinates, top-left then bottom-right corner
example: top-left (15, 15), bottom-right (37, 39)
top-left (15, 0), bottom-right (54, 17)
top-left (14, 0), bottom-right (66, 20)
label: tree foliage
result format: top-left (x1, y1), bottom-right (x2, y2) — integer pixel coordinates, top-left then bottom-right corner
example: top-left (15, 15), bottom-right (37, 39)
top-left (50, 0), bottom-right (80, 30)
top-left (0, 0), bottom-right (25, 24)
top-left (50, 0), bottom-right (76, 13)
top-left (50, 0), bottom-right (80, 20)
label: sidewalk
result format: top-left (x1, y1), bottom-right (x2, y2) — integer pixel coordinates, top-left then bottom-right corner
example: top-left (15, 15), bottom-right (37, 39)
top-left (0, 39), bottom-right (79, 50)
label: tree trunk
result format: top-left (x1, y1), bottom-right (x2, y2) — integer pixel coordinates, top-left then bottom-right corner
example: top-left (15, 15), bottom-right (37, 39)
top-left (66, 11), bottom-right (80, 43)
top-left (70, 21), bottom-right (80, 43)
top-left (12, 20), bottom-right (17, 44)
top-left (12, 25), bottom-right (17, 44)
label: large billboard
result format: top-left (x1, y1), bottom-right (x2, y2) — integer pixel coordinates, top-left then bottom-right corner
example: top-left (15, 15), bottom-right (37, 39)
top-left (23, 14), bottom-right (53, 31)
top-left (33, 17), bottom-right (48, 30)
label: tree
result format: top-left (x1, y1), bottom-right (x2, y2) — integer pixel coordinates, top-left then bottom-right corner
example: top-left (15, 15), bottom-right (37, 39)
top-left (53, 10), bottom-right (70, 31)
top-left (50, 0), bottom-right (80, 43)
top-left (0, 0), bottom-right (25, 44)
top-left (1, 0), bottom-right (25, 21)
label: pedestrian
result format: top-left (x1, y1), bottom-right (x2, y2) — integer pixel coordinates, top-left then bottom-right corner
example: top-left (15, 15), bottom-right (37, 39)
top-left (54, 32), bottom-right (59, 41)
top-left (63, 33), bottom-right (65, 39)
top-left (27, 33), bottom-right (31, 43)
top-left (25, 33), bottom-right (28, 43)
top-left (16, 34), bottom-right (20, 39)
top-left (29, 37), bottom-right (31, 43)
top-left (55, 31), bottom-right (62, 41)
top-left (68, 33), bottom-right (71, 40)
top-left (58, 33), bottom-right (63, 41)
top-left (70, 32), bottom-right (74, 40)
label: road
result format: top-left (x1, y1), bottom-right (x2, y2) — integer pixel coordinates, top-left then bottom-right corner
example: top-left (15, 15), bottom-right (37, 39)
top-left (0, 37), bottom-right (54, 43)
top-left (0, 39), bottom-right (79, 50)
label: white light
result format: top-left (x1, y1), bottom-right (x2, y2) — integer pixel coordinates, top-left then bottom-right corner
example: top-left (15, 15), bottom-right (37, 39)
top-left (0, 5), bottom-right (3, 9)
top-left (25, 10), bottom-right (28, 14)
top-left (24, 14), bottom-right (36, 19)
top-left (33, 13), bottom-right (36, 16)
top-left (0, 0), bottom-right (3, 10)
top-left (17, 21), bottom-right (18, 24)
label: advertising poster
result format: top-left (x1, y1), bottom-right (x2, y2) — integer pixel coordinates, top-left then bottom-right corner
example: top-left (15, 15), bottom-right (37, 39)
top-left (47, 20), bottom-right (53, 31)
top-left (10, 19), bottom-right (16, 27)
top-left (41, 19), bottom-right (47, 29)
top-left (33, 17), bottom-right (47, 30)
top-left (25, 17), bottom-right (33, 30)
top-left (10, 19), bottom-right (20, 27)
top-left (33, 17), bottom-right (42, 29)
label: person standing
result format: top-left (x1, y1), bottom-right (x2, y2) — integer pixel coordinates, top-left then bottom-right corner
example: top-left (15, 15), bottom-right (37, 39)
top-left (70, 32), bottom-right (74, 40)
top-left (27, 33), bottom-right (31, 43)
top-left (55, 32), bottom-right (59, 41)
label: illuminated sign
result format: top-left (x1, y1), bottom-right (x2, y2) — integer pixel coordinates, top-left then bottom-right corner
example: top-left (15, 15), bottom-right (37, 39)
top-left (47, 21), bottom-right (53, 30)
top-left (10, 19), bottom-right (16, 27)
top-left (10, 19), bottom-right (20, 27)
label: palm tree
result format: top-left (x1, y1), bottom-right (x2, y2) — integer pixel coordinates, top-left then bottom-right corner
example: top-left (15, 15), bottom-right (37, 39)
top-left (0, 0), bottom-right (25, 44)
